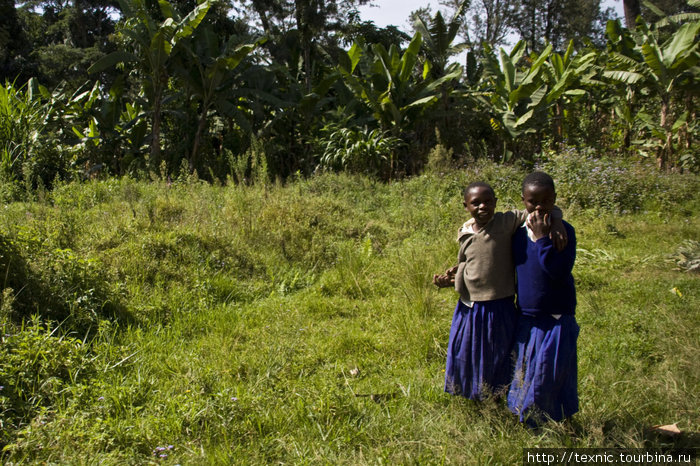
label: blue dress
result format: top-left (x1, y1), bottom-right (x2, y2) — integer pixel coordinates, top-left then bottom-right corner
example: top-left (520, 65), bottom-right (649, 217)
top-left (444, 297), bottom-right (517, 399)
top-left (507, 314), bottom-right (579, 425)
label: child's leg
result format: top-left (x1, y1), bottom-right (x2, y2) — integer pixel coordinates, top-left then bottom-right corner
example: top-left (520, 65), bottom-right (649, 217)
top-left (507, 316), bottom-right (537, 418)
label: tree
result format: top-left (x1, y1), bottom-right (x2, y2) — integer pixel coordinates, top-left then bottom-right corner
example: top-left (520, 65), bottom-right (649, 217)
top-left (12, 0), bottom-right (117, 88)
top-left (541, 39), bottom-right (596, 145)
top-left (89, 0), bottom-right (211, 165)
top-left (604, 18), bottom-right (700, 168)
top-left (513, 0), bottom-right (612, 53)
top-left (174, 27), bottom-right (264, 171)
top-left (439, 0), bottom-right (519, 50)
top-left (412, 7), bottom-right (468, 148)
top-left (0, 0), bottom-right (28, 81)
top-left (337, 33), bottom-right (462, 173)
top-left (338, 34), bottom-right (461, 135)
top-left (243, 0), bottom-right (369, 91)
top-left (413, 6), bottom-right (467, 78)
top-left (341, 21), bottom-right (411, 50)
top-left (480, 40), bottom-right (552, 160)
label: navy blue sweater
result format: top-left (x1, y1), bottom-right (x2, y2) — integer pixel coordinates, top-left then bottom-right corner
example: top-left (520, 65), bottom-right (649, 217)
top-left (512, 221), bottom-right (576, 316)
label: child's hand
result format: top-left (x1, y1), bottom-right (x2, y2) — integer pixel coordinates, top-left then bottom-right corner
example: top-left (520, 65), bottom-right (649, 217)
top-left (433, 273), bottom-right (455, 288)
top-left (549, 217), bottom-right (568, 251)
top-left (433, 266), bottom-right (457, 288)
top-left (526, 210), bottom-right (551, 240)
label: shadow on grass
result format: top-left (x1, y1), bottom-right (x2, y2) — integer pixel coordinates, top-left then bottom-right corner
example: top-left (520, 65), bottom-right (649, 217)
top-left (1, 234), bottom-right (135, 337)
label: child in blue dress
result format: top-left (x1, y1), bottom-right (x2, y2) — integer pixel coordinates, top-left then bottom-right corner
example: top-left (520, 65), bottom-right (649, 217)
top-left (507, 171), bottom-right (578, 425)
top-left (433, 181), bottom-right (567, 400)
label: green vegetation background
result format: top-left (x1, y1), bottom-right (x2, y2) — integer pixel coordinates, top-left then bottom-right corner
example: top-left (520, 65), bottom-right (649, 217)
top-left (0, 158), bottom-right (698, 463)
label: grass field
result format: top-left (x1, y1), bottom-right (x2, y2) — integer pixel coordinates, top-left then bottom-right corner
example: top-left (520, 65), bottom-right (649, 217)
top-left (0, 161), bottom-right (698, 464)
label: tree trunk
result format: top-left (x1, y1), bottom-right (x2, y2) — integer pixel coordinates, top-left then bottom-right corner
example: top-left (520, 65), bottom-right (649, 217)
top-left (552, 100), bottom-right (563, 147)
top-left (658, 96), bottom-right (670, 170)
top-left (623, 0), bottom-right (641, 29)
top-left (295, 0), bottom-right (313, 94)
top-left (190, 105), bottom-right (210, 173)
top-left (150, 83), bottom-right (163, 166)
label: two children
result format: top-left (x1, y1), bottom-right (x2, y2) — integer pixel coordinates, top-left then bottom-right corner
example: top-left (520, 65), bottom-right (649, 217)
top-left (435, 172), bottom-right (578, 425)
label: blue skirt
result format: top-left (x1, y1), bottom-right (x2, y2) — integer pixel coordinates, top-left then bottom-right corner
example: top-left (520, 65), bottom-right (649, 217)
top-left (444, 297), bottom-right (517, 400)
top-left (507, 314), bottom-right (579, 425)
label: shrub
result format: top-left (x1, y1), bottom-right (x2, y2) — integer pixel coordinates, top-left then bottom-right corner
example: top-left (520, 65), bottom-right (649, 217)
top-left (537, 148), bottom-right (700, 212)
top-left (225, 136), bottom-right (269, 186)
top-left (316, 124), bottom-right (403, 177)
top-left (40, 248), bottom-right (120, 332)
top-left (425, 143), bottom-right (454, 174)
top-left (0, 235), bottom-right (38, 322)
top-left (0, 230), bottom-right (124, 334)
top-left (0, 319), bottom-right (95, 446)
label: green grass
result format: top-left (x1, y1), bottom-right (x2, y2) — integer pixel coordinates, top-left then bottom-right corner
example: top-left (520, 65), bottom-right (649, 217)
top-left (0, 166), bottom-right (698, 464)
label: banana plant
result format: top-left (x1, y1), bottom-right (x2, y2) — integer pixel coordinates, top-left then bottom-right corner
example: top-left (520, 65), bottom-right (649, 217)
top-left (89, 0), bottom-right (212, 165)
top-left (174, 26), bottom-right (265, 171)
top-left (541, 40), bottom-right (597, 145)
top-left (480, 40), bottom-right (552, 160)
top-left (604, 17), bottom-right (700, 168)
top-left (412, 5), bottom-right (468, 81)
top-left (413, 6), bottom-right (468, 141)
top-left (337, 33), bottom-right (462, 137)
top-left (68, 79), bottom-right (149, 174)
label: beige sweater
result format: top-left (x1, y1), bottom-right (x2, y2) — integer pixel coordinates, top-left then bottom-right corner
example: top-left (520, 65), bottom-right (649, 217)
top-left (454, 210), bottom-right (526, 303)
top-left (454, 208), bottom-right (563, 303)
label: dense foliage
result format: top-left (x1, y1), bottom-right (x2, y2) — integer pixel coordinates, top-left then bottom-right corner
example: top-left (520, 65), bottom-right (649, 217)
top-left (1, 0), bottom-right (699, 193)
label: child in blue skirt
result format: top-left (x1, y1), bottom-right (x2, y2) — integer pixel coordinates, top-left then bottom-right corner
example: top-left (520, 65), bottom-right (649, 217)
top-left (508, 171), bottom-right (578, 425)
top-left (433, 182), bottom-right (567, 400)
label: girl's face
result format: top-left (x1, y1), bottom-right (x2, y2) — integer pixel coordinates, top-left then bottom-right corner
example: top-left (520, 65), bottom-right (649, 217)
top-left (522, 184), bottom-right (556, 214)
top-left (464, 186), bottom-right (496, 226)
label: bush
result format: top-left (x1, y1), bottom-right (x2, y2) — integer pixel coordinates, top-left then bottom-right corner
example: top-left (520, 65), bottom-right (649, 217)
top-left (537, 148), bottom-right (700, 212)
top-left (0, 235), bottom-right (38, 322)
top-left (316, 124), bottom-right (403, 177)
top-left (40, 248), bottom-right (122, 332)
top-left (0, 319), bottom-right (95, 446)
top-left (0, 230), bottom-right (124, 334)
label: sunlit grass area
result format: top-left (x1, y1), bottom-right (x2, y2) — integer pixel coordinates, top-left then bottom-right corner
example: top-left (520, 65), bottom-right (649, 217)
top-left (1, 163), bottom-right (698, 463)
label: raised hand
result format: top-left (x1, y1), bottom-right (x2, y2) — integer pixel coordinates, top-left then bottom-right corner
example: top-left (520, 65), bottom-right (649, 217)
top-left (526, 210), bottom-right (551, 240)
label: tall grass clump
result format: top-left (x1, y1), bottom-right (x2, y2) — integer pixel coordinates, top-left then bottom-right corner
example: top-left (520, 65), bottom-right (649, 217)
top-left (0, 161), bottom-right (697, 463)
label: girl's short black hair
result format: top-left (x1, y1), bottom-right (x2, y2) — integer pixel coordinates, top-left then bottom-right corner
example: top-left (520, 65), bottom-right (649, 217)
top-left (522, 171), bottom-right (555, 193)
top-left (463, 181), bottom-right (496, 198)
